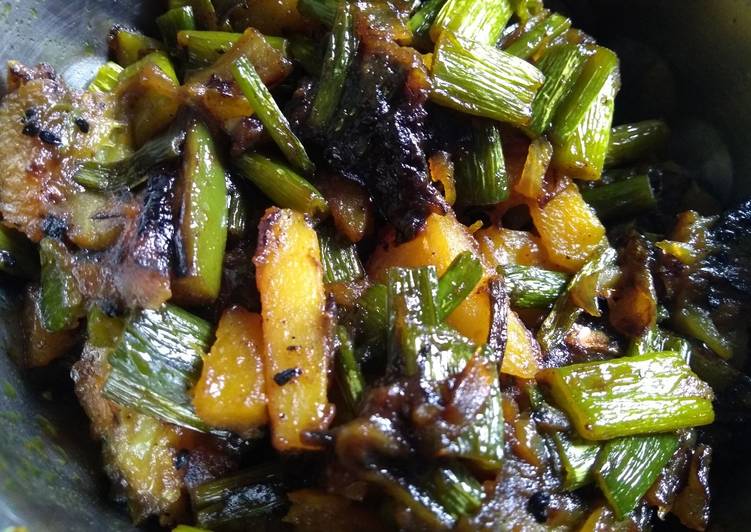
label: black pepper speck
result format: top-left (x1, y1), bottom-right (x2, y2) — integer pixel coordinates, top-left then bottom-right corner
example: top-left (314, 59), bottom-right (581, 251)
top-left (74, 117), bottom-right (90, 133)
top-left (527, 491), bottom-right (550, 524)
top-left (22, 122), bottom-right (40, 136)
top-left (24, 108), bottom-right (38, 119)
top-left (39, 130), bottom-right (61, 146)
top-left (273, 367), bottom-right (302, 386)
top-left (174, 449), bottom-right (190, 470)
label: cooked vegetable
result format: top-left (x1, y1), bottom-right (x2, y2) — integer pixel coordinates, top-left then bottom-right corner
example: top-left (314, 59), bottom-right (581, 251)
top-left (580, 174), bottom-right (657, 221)
top-left (192, 465), bottom-right (287, 528)
top-left (334, 325), bottom-right (365, 414)
top-left (254, 208), bottom-right (333, 451)
top-left (431, 32), bottom-right (545, 127)
top-left (309, 1), bottom-right (358, 129)
top-left (674, 304), bottom-right (733, 360)
top-left (104, 304), bottom-right (214, 432)
top-left (436, 251), bottom-right (484, 321)
top-left (500, 264), bottom-right (568, 308)
top-left (109, 27), bottom-right (164, 66)
top-left (538, 352), bottom-right (715, 440)
top-left (38, 238), bottom-right (84, 332)
top-left (605, 120), bottom-right (669, 168)
top-left (156, 6), bottom-right (197, 50)
top-left (454, 121), bottom-right (509, 206)
top-left (89, 61), bottom-right (125, 93)
top-left (408, 0), bottom-right (447, 43)
top-left (172, 120), bottom-right (228, 305)
top-left (593, 433), bottom-right (679, 519)
top-left (504, 12), bottom-right (571, 60)
top-left (318, 227), bottom-right (365, 284)
top-left (528, 179), bottom-right (607, 271)
top-left (430, 0), bottom-right (513, 46)
top-left (74, 125), bottom-right (185, 191)
top-left (550, 46), bottom-right (620, 181)
top-left (297, 0), bottom-right (337, 27)
top-left (514, 136), bottom-right (553, 200)
top-left (476, 226), bottom-right (555, 269)
top-left (192, 306), bottom-right (267, 435)
top-left (232, 56), bottom-right (314, 174)
top-left (177, 30), bottom-right (241, 66)
top-left (608, 232), bottom-right (657, 337)
top-left (234, 153), bottom-right (328, 216)
top-left (551, 431), bottom-right (600, 490)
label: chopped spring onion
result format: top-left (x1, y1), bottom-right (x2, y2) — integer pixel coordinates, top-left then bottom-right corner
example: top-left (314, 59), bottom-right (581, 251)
top-left (430, 0), bottom-right (513, 46)
top-left (593, 433), bottom-right (680, 519)
top-left (399, 323), bottom-right (475, 383)
top-left (605, 120), bottom-right (670, 168)
top-left (537, 351), bottom-right (715, 440)
top-left (430, 32), bottom-right (545, 128)
top-left (499, 264), bottom-right (568, 309)
top-left (580, 174), bottom-right (657, 221)
top-left (74, 126), bottom-right (185, 191)
top-left (550, 46), bottom-right (620, 181)
top-left (432, 464), bottom-right (484, 517)
top-left (103, 304), bottom-right (215, 433)
top-left (177, 30), bottom-right (241, 66)
top-left (408, 0), bottom-right (448, 42)
top-left (234, 153), bottom-right (328, 216)
top-left (297, 0), bottom-right (338, 27)
top-left (192, 465), bottom-right (287, 528)
top-left (108, 27), bottom-right (164, 67)
top-left (503, 12), bottom-right (571, 60)
top-left (674, 303), bottom-right (733, 360)
top-left (527, 43), bottom-right (588, 136)
top-left (436, 251), bottom-right (484, 321)
top-left (387, 266), bottom-right (440, 334)
top-left (172, 120), bottom-right (229, 305)
top-left (318, 227), bottom-right (365, 284)
top-left (514, 135), bottom-right (553, 200)
top-left (168, 0), bottom-right (219, 31)
top-left (335, 325), bottom-right (366, 414)
top-left (551, 431), bottom-right (600, 490)
top-left (309, 1), bottom-right (358, 129)
top-left (454, 121), bottom-right (509, 206)
top-left (156, 6), bottom-right (197, 50)
top-left (537, 243), bottom-right (619, 352)
top-left (231, 56), bottom-right (314, 174)
top-left (38, 238), bottom-right (84, 332)
top-left (288, 36), bottom-right (323, 75)
top-left (88, 61), bottom-right (124, 93)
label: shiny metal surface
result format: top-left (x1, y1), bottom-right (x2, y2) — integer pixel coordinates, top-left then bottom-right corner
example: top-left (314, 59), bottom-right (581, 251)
top-left (1, 0), bottom-right (750, 530)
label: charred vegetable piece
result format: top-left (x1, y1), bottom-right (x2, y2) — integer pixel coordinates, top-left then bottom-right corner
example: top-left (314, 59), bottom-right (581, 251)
top-left (173, 120), bottom-right (228, 305)
top-left (335, 325), bottom-right (365, 414)
top-left (156, 6), bottom-right (197, 50)
top-left (88, 61), bottom-right (125, 93)
top-left (551, 431), bottom-right (600, 490)
top-left (454, 121), bottom-right (509, 206)
top-left (537, 352), bottom-right (715, 440)
top-left (74, 122), bottom-right (185, 191)
top-left (528, 43), bottom-right (588, 136)
top-left (38, 238), bottom-right (84, 332)
top-left (430, 0), bottom-right (513, 46)
top-left (593, 433), bottom-right (679, 519)
top-left (254, 208), bottom-right (333, 451)
top-left (104, 304), bottom-right (214, 433)
top-left (234, 153), bottom-right (328, 216)
top-left (537, 243), bottom-right (619, 352)
top-left (672, 444), bottom-right (712, 531)
top-left (550, 46), bottom-right (620, 181)
top-left (528, 179), bottom-right (607, 271)
top-left (436, 251), bottom-right (484, 321)
top-left (605, 120), bottom-right (669, 168)
top-left (499, 264), bottom-right (568, 309)
top-left (232, 56), bottom-right (314, 174)
top-left (0, 226), bottom-right (38, 278)
top-left (431, 32), bottom-right (544, 127)
top-left (318, 227), bottom-right (365, 284)
top-left (193, 306), bottom-right (267, 435)
top-left (309, 1), bottom-right (358, 129)
top-left (504, 12), bottom-right (571, 60)
top-left (580, 174), bottom-right (657, 221)
top-left (608, 232), bottom-right (657, 338)
top-left (192, 465), bottom-right (287, 528)
top-left (109, 27), bottom-right (164, 66)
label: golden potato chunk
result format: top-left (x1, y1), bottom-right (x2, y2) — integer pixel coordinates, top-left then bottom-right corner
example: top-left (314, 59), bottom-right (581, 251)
top-left (254, 208), bottom-right (333, 451)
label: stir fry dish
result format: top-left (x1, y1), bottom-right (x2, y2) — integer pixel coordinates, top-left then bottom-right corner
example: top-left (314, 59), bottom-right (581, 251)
top-left (2, 0), bottom-right (749, 530)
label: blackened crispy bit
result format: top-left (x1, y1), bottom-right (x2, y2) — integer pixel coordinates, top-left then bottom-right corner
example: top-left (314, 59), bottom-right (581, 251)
top-left (38, 130), bottom-right (61, 146)
top-left (22, 122), bottom-right (40, 136)
top-left (273, 367), bottom-right (302, 386)
top-left (488, 276), bottom-right (510, 361)
top-left (294, 43), bottom-right (447, 241)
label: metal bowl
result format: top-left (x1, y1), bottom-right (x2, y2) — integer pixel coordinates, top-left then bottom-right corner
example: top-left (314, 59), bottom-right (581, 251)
top-left (1, 1), bottom-right (749, 530)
